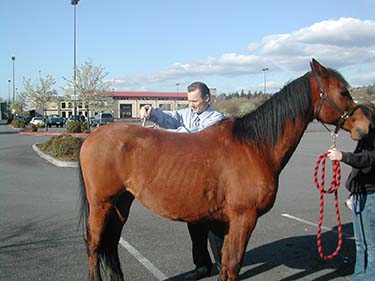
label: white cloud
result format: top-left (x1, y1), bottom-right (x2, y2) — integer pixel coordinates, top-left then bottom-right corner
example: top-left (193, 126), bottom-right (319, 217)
top-left (295, 18), bottom-right (375, 47)
top-left (113, 17), bottom-right (375, 91)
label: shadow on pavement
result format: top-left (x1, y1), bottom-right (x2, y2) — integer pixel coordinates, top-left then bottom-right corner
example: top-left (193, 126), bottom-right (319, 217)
top-left (239, 226), bottom-right (355, 281)
top-left (167, 223), bottom-right (354, 281)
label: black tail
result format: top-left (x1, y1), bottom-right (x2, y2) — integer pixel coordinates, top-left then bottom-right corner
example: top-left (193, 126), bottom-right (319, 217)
top-left (98, 191), bottom-right (134, 280)
top-left (98, 205), bottom-right (125, 281)
top-left (78, 159), bottom-right (89, 233)
top-left (78, 161), bottom-right (89, 233)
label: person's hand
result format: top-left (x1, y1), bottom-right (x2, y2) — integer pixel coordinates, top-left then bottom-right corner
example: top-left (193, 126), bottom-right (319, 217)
top-left (327, 148), bottom-right (343, 161)
top-left (140, 105), bottom-right (152, 119)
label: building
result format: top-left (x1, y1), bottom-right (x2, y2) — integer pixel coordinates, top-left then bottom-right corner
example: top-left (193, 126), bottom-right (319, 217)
top-left (43, 91), bottom-right (188, 119)
top-left (111, 91), bottom-right (188, 119)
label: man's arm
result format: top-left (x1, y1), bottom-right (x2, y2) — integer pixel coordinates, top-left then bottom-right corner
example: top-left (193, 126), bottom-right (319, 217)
top-left (148, 107), bottom-right (184, 130)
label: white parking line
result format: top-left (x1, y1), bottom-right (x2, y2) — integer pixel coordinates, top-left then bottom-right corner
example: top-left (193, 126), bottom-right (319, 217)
top-left (119, 237), bottom-right (168, 281)
top-left (281, 213), bottom-right (353, 239)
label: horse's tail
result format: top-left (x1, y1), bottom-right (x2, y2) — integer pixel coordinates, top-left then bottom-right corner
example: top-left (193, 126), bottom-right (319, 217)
top-left (79, 157), bottom-right (125, 280)
top-left (78, 159), bottom-right (89, 233)
top-left (98, 204), bottom-right (125, 280)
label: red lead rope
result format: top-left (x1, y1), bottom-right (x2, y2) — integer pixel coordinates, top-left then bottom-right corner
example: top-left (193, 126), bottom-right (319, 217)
top-left (314, 151), bottom-right (343, 259)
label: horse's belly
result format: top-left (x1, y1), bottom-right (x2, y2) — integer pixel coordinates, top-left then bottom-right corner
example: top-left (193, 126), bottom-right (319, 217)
top-left (131, 184), bottom-right (214, 222)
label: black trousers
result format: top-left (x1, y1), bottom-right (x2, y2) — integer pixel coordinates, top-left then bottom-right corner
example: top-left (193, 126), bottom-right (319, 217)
top-left (187, 221), bottom-right (226, 270)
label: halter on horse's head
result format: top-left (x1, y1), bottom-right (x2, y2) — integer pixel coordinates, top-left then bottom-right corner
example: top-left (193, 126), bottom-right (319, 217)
top-left (310, 59), bottom-right (370, 140)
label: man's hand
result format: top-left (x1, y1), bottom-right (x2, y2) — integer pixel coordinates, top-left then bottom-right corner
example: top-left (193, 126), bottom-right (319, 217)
top-left (140, 105), bottom-right (152, 119)
top-left (327, 148), bottom-right (343, 161)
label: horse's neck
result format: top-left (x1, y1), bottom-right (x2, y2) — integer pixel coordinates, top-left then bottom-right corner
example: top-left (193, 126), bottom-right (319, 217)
top-left (270, 116), bottom-right (313, 174)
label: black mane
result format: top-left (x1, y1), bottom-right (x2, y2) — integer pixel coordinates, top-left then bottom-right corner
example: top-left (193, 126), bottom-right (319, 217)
top-left (232, 72), bottom-right (313, 147)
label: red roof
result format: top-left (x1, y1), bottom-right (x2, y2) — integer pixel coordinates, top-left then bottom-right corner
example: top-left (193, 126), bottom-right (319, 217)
top-left (108, 91), bottom-right (187, 98)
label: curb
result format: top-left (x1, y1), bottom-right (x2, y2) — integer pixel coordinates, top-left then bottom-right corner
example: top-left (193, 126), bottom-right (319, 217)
top-left (20, 131), bottom-right (89, 137)
top-left (32, 144), bottom-right (78, 168)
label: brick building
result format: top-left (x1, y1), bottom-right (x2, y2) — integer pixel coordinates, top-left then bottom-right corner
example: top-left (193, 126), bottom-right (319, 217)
top-left (111, 91), bottom-right (188, 119)
top-left (44, 91), bottom-right (188, 119)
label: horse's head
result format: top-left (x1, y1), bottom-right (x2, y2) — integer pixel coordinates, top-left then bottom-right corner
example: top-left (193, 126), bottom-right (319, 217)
top-left (310, 59), bottom-right (370, 140)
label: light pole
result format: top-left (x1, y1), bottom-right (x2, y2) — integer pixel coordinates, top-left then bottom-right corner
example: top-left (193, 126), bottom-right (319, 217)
top-left (176, 82), bottom-right (180, 96)
top-left (8, 80), bottom-right (11, 103)
top-left (262, 67), bottom-right (269, 94)
top-left (12, 56), bottom-right (15, 102)
top-left (71, 0), bottom-right (79, 119)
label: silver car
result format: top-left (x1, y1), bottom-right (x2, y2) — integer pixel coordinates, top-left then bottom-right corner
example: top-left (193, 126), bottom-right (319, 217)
top-left (92, 113), bottom-right (114, 127)
top-left (30, 117), bottom-right (45, 127)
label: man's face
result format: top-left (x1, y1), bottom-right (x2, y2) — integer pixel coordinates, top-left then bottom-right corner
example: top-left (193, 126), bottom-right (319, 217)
top-left (187, 89), bottom-right (209, 114)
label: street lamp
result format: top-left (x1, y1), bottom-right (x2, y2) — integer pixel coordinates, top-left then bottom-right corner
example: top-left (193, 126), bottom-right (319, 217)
top-left (71, 0), bottom-right (79, 119)
top-left (262, 67), bottom-right (269, 94)
top-left (176, 82), bottom-right (180, 96)
top-left (8, 79), bottom-right (11, 103)
top-left (12, 56), bottom-right (15, 102)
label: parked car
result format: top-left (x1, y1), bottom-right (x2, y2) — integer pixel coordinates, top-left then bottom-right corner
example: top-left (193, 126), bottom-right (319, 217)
top-left (14, 115), bottom-right (31, 124)
top-left (66, 115), bottom-right (86, 124)
top-left (30, 117), bottom-right (45, 127)
top-left (66, 115), bottom-right (80, 124)
top-left (92, 112), bottom-right (114, 127)
top-left (24, 116), bottom-right (32, 124)
top-left (47, 116), bottom-right (64, 127)
top-left (89, 116), bottom-right (95, 125)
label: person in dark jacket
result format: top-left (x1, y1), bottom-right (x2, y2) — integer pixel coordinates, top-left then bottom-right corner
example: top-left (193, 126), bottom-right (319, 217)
top-left (328, 102), bottom-right (375, 281)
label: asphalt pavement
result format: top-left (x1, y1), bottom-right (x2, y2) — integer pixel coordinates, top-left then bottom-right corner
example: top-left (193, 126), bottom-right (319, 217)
top-left (0, 120), bottom-right (358, 281)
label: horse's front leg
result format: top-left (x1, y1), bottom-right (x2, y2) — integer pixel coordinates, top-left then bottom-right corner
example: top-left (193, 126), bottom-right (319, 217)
top-left (218, 210), bottom-right (258, 281)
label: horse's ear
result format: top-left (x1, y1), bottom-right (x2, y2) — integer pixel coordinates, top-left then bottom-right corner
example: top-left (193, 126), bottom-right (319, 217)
top-left (310, 58), bottom-right (329, 78)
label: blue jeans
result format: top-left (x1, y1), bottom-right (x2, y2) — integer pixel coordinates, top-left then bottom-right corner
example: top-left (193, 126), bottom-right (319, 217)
top-left (352, 193), bottom-right (375, 281)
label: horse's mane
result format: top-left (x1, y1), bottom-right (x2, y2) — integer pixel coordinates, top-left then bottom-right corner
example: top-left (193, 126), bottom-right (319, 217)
top-left (232, 68), bottom-right (349, 147)
top-left (232, 72), bottom-right (312, 147)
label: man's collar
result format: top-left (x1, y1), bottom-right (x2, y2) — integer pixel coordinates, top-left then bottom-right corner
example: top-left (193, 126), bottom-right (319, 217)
top-left (192, 105), bottom-right (212, 116)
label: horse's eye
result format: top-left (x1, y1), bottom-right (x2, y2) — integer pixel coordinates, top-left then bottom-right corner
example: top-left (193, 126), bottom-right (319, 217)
top-left (341, 89), bottom-right (352, 99)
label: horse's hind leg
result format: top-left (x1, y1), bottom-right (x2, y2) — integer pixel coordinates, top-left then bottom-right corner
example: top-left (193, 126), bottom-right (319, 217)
top-left (218, 211), bottom-right (258, 281)
top-left (86, 199), bottom-right (112, 281)
top-left (86, 190), bottom-right (134, 281)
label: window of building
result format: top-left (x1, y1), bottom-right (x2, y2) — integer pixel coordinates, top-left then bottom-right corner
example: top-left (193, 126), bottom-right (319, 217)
top-left (159, 104), bottom-right (171, 110)
top-left (178, 104), bottom-right (188, 110)
top-left (120, 104), bottom-right (132, 118)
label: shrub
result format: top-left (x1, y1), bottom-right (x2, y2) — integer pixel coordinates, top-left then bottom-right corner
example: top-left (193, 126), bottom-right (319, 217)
top-left (11, 119), bottom-right (25, 128)
top-left (66, 121), bottom-right (81, 133)
top-left (31, 124), bottom-right (38, 132)
top-left (40, 134), bottom-right (84, 161)
top-left (81, 122), bottom-right (90, 133)
top-left (24, 124), bottom-right (38, 132)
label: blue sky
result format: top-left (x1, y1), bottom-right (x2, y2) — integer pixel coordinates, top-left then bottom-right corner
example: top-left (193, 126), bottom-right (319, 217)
top-left (1, 0), bottom-right (375, 101)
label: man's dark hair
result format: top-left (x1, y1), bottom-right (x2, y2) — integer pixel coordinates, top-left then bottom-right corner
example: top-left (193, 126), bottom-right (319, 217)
top-left (187, 82), bottom-right (210, 98)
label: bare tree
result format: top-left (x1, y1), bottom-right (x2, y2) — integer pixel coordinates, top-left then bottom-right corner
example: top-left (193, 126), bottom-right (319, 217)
top-left (23, 73), bottom-right (57, 116)
top-left (9, 91), bottom-right (28, 114)
top-left (62, 58), bottom-right (112, 123)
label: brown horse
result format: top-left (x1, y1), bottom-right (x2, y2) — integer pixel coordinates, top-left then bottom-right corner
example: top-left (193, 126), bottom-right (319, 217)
top-left (79, 59), bottom-right (371, 281)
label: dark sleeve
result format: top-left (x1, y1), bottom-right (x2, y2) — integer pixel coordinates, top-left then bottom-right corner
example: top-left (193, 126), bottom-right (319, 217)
top-left (341, 150), bottom-right (375, 172)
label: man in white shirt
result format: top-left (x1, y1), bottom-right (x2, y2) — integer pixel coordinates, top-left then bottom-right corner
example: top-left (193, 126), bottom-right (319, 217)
top-left (140, 82), bottom-right (225, 280)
